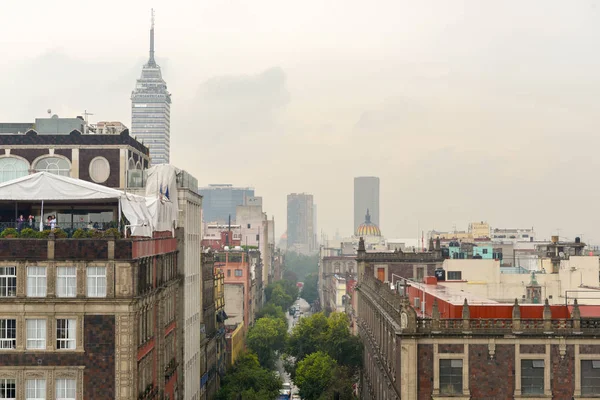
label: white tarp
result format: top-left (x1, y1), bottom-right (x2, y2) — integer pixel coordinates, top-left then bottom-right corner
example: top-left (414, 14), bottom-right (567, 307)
top-left (144, 165), bottom-right (179, 232)
top-left (0, 172), bottom-right (153, 237)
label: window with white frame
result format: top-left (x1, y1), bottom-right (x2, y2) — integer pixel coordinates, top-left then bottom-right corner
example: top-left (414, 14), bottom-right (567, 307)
top-left (439, 359), bottom-right (463, 395)
top-left (581, 360), bottom-right (600, 395)
top-left (521, 359), bottom-right (544, 395)
top-left (0, 266), bottom-right (16, 297)
top-left (56, 319), bottom-right (76, 350)
top-left (0, 378), bottom-right (16, 399)
top-left (56, 267), bottom-right (76, 298)
top-left (0, 319), bottom-right (16, 349)
top-left (0, 156), bottom-right (29, 183)
top-left (87, 266), bottom-right (106, 297)
top-left (26, 319), bottom-right (46, 349)
top-left (34, 156), bottom-right (70, 177)
top-left (55, 378), bottom-right (76, 400)
top-left (26, 378), bottom-right (46, 400)
top-left (27, 266), bottom-right (47, 297)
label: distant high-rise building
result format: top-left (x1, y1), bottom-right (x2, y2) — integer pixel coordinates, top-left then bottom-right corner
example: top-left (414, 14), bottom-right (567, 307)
top-left (354, 176), bottom-right (380, 233)
top-left (131, 9), bottom-right (171, 165)
top-left (287, 193), bottom-right (316, 255)
top-left (199, 184), bottom-right (255, 223)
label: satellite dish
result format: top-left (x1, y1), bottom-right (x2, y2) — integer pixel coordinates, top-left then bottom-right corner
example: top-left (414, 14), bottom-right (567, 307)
top-left (559, 251), bottom-right (565, 258)
top-left (47, 109), bottom-right (51, 114)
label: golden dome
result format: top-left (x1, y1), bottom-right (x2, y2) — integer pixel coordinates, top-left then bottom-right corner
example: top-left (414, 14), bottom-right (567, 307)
top-left (356, 209), bottom-right (381, 237)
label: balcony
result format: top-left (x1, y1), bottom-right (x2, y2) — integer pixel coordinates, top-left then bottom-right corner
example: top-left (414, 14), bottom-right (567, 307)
top-left (0, 235), bottom-right (176, 261)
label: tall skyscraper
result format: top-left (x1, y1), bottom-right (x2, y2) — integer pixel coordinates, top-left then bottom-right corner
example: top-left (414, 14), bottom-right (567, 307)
top-left (199, 184), bottom-right (255, 223)
top-left (354, 176), bottom-right (380, 233)
top-left (131, 9), bottom-right (171, 165)
top-left (287, 193), bottom-right (316, 255)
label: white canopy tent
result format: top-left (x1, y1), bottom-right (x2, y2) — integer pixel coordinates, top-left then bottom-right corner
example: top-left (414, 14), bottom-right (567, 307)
top-left (0, 172), bottom-right (158, 237)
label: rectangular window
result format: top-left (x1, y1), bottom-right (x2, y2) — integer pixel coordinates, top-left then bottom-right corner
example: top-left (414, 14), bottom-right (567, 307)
top-left (247, 224), bottom-right (251, 229)
top-left (482, 248), bottom-right (488, 254)
top-left (0, 319), bottom-right (16, 349)
top-left (56, 319), bottom-right (76, 350)
top-left (26, 319), bottom-right (46, 349)
top-left (447, 271), bottom-right (462, 280)
top-left (581, 360), bottom-right (600, 395)
top-left (55, 378), bottom-right (76, 400)
top-left (0, 379), bottom-right (16, 400)
top-left (27, 266), bottom-right (47, 297)
top-left (87, 266), bottom-right (107, 297)
top-left (26, 379), bottom-right (46, 400)
top-left (56, 267), bottom-right (77, 297)
top-left (416, 267), bottom-right (425, 280)
top-left (227, 269), bottom-right (231, 277)
top-left (138, 352), bottom-right (153, 395)
top-left (439, 359), bottom-right (463, 395)
top-left (234, 269), bottom-right (243, 277)
top-left (521, 359), bottom-right (544, 395)
top-left (0, 266), bottom-right (16, 297)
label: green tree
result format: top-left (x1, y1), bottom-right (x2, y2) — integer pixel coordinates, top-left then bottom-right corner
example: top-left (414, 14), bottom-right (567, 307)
top-left (295, 351), bottom-right (337, 400)
top-left (247, 317), bottom-right (288, 369)
top-left (287, 312), bottom-right (329, 361)
top-left (264, 280), bottom-right (298, 311)
top-left (284, 251), bottom-right (319, 281)
top-left (216, 352), bottom-right (282, 400)
top-left (301, 272), bottom-right (319, 304)
top-left (269, 286), bottom-right (293, 310)
top-left (255, 302), bottom-right (286, 322)
top-left (323, 313), bottom-right (362, 374)
top-left (321, 366), bottom-right (358, 400)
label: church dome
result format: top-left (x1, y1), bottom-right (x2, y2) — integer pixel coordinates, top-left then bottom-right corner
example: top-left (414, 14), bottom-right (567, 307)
top-left (356, 209), bottom-right (381, 237)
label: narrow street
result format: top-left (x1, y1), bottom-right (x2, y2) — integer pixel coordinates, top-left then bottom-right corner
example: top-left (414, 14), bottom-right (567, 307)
top-left (276, 297), bottom-right (312, 398)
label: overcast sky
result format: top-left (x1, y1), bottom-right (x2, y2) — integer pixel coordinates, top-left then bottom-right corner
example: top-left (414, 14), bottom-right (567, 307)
top-left (2, 1), bottom-right (600, 243)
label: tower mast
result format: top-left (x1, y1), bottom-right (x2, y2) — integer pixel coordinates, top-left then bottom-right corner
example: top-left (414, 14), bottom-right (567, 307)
top-left (148, 9), bottom-right (156, 66)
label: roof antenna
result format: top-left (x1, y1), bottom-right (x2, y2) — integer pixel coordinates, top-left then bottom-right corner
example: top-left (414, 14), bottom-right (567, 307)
top-left (148, 9), bottom-right (156, 66)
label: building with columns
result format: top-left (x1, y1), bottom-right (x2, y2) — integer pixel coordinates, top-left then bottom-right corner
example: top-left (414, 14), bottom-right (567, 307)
top-left (355, 237), bottom-right (600, 399)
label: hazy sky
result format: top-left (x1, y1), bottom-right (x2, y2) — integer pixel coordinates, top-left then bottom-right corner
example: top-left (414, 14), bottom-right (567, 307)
top-left (2, 1), bottom-right (600, 243)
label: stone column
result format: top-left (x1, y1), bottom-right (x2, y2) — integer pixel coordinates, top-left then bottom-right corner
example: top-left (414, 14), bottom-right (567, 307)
top-left (115, 312), bottom-right (136, 400)
top-left (462, 299), bottom-right (470, 331)
top-left (512, 298), bottom-right (521, 332)
top-left (543, 298), bottom-right (552, 332)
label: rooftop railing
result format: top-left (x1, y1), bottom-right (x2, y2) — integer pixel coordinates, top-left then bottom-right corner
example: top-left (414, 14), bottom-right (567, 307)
top-left (358, 273), bottom-right (600, 337)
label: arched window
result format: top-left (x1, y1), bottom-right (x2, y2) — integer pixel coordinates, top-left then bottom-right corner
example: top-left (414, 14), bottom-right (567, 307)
top-left (0, 157), bottom-right (29, 183)
top-left (34, 156), bottom-right (70, 176)
top-left (128, 158), bottom-right (136, 171)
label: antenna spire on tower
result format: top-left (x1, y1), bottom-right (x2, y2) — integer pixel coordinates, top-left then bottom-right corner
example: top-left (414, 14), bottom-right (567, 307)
top-left (148, 8), bottom-right (156, 66)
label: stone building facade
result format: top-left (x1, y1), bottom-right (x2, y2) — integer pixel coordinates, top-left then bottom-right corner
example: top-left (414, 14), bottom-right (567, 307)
top-left (355, 238), bottom-right (600, 399)
top-left (320, 255), bottom-right (357, 314)
top-left (200, 251), bottom-right (218, 399)
top-left (0, 233), bottom-right (179, 400)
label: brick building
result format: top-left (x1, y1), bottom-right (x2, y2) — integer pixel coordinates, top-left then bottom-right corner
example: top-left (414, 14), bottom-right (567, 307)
top-left (0, 129), bottom-right (149, 190)
top-left (0, 163), bottom-right (203, 400)
top-left (355, 237), bottom-right (600, 399)
top-left (0, 224), bottom-right (179, 399)
top-left (200, 251), bottom-right (218, 399)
